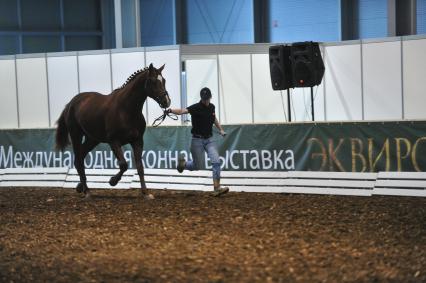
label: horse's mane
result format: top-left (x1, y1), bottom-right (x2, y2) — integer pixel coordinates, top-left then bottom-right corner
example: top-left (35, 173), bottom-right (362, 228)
top-left (116, 67), bottom-right (149, 91)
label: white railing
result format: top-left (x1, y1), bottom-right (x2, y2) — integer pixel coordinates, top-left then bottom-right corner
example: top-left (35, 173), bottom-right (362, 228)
top-left (0, 168), bottom-right (425, 197)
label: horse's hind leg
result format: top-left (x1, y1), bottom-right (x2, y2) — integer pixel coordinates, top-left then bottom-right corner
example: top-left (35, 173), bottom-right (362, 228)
top-left (79, 138), bottom-right (98, 197)
top-left (71, 132), bottom-right (97, 196)
top-left (109, 142), bottom-right (128, 186)
top-left (70, 132), bottom-right (85, 192)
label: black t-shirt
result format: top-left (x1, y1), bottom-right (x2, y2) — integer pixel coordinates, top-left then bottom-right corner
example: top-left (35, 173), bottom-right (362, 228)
top-left (186, 101), bottom-right (216, 137)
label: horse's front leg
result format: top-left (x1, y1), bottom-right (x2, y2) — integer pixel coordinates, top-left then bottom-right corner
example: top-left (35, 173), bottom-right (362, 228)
top-left (109, 142), bottom-right (128, 186)
top-left (131, 141), bottom-right (154, 200)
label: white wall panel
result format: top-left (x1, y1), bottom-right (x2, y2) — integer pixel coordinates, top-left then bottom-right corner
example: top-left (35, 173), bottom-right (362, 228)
top-left (47, 56), bottom-right (79, 127)
top-left (3, 38), bottom-right (425, 130)
top-left (111, 51), bottom-right (146, 118)
top-left (314, 83), bottom-right (325, 121)
top-left (363, 41), bottom-right (402, 120)
top-left (111, 51), bottom-right (145, 89)
top-left (185, 59), bottom-right (218, 122)
top-left (403, 39), bottom-right (426, 119)
top-left (252, 54), bottom-right (287, 123)
top-left (289, 88), bottom-right (309, 122)
top-left (313, 47), bottom-right (326, 121)
top-left (218, 54), bottom-right (252, 124)
top-left (16, 57), bottom-right (49, 128)
top-left (145, 49), bottom-right (181, 125)
top-left (0, 59), bottom-right (19, 128)
top-left (78, 54), bottom-right (112, 95)
top-left (290, 86), bottom-right (324, 122)
top-left (324, 44), bottom-right (363, 121)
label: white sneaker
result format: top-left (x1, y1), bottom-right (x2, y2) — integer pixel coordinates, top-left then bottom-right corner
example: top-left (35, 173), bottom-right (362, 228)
top-left (212, 187), bottom-right (229, 197)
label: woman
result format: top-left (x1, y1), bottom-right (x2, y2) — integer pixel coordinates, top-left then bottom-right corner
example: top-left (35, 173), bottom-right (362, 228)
top-left (167, 87), bottom-right (229, 196)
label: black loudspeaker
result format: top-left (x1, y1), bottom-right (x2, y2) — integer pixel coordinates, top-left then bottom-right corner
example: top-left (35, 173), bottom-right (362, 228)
top-left (269, 45), bottom-right (293, 90)
top-left (290, 41), bottom-right (324, 88)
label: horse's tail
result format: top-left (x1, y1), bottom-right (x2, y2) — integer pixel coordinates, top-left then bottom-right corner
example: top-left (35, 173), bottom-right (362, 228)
top-left (55, 104), bottom-right (70, 151)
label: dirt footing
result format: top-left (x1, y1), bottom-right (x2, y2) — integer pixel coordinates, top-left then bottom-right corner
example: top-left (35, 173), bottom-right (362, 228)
top-left (0, 188), bottom-right (425, 282)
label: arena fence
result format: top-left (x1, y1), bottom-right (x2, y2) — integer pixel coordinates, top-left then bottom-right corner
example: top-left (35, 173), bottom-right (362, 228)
top-left (0, 167), bottom-right (425, 197)
top-left (0, 167), bottom-right (68, 187)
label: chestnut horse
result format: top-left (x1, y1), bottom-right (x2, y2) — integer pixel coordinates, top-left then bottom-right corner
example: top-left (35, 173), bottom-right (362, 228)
top-left (55, 64), bottom-right (170, 199)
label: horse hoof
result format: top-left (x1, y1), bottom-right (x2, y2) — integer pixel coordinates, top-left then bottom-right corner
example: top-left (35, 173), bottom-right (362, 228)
top-left (109, 176), bottom-right (120, 186)
top-left (142, 193), bottom-right (154, 200)
top-left (84, 192), bottom-right (91, 200)
top-left (76, 183), bottom-right (84, 193)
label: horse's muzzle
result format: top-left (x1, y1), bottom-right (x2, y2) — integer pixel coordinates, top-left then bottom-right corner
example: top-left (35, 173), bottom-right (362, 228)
top-left (159, 92), bottom-right (171, 108)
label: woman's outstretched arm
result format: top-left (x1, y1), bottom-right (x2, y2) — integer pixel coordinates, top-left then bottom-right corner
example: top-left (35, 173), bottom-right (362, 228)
top-left (168, 108), bottom-right (189, 115)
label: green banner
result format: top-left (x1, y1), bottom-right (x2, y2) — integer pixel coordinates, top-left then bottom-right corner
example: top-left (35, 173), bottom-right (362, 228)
top-left (1, 121), bottom-right (426, 172)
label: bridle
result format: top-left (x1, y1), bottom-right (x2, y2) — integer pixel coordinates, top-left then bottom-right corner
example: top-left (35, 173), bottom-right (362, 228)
top-left (143, 75), bottom-right (176, 127)
top-left (143, 75), bottom-right (169, 105)
top-left (151, 91), bottom-right (170, 106)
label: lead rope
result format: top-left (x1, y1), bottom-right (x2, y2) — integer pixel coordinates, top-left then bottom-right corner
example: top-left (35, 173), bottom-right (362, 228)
top-left (152, 109), bottom-right (178, 127)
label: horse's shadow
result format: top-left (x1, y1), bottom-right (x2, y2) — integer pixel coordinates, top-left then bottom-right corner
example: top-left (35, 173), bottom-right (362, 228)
top-left (77, 190), bottom-right (205, 201)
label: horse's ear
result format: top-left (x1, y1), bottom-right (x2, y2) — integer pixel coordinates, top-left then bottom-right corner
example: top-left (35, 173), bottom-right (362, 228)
top-left (158, 64), bottom-right (165, 73)
top-left (148, 63), bottom-right (154, 74)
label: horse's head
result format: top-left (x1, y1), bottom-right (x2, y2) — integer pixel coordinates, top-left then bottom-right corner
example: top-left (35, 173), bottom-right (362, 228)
top-left (144, 63), bottom-right (171, 109)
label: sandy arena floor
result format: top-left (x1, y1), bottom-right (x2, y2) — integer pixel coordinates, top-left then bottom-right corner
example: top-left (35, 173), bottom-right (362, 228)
top-left (0, 187), bottom-right (425, 282)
